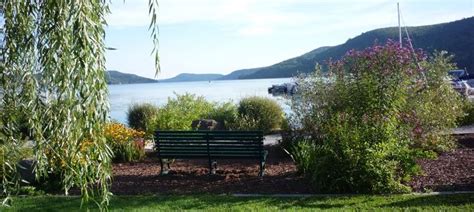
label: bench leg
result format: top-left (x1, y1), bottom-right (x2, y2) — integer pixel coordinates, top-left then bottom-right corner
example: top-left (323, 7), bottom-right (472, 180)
top-left (209, 160), bottom-right (217, 175)
top-left (160, 159), bottom-right (169, 175)
top-left (211, 161), bottom-right (217, 175)
top-left (208, 158), bottom-right (212, 175)
top-left (259, 150), bottom-right (268, 177)
top-left (259, 161), bottom-right (265, 177)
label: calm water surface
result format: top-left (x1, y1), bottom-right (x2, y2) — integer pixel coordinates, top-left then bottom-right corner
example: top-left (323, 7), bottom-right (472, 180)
top-left (108, 78), bottom-right (293, 124)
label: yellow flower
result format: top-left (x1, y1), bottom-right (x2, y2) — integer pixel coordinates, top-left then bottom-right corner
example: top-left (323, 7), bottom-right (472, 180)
top-left (104, 122), bottom-right (144, 145)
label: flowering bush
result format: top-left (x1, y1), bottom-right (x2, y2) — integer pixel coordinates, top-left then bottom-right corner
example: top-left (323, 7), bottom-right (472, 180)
top-left (105, 123), bottom-right (145, 162)
top-left (289, 41), bottom-right (463, 193)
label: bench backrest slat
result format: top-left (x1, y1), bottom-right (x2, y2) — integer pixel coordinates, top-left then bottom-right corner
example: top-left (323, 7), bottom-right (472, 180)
top-left (155, 130), bottom-right (264, 159)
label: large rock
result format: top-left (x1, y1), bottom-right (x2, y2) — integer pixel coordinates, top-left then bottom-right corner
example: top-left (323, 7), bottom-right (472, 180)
top-left (191, 119), bottom-right (222, 130)
top-left (17, 159), bottom-right (36, 185)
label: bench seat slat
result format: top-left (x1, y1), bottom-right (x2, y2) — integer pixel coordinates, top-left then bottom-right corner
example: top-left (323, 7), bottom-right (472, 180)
top-left (157, 137), bottom-right (262, 141)
top-left (161, 150), bottom-right (263, 154)
top-left (159, 146), bottom-right (263, 150)
top-left (158, 132), bottom-right (261, 136)
top-left (158, 141), bottom-right (262, 145)
top-left (157, 135), bottom-right (261, 138)
top-left (207, 138), bottom-right (263, 141)
top-left (157, 136), bottom-right (206, 141)
top-left (160, 155), bottom-right (262, 159)
top-left (159, 155), bottom-right (209, 158)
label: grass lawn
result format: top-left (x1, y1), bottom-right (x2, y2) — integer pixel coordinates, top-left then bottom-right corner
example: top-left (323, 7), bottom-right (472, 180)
top-left (2, 193), bottom-right (473, 211)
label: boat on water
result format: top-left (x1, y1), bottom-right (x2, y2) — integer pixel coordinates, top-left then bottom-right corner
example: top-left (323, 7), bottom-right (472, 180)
top-left (268, 82), bottom-right (297, 96)
top-left (448, 69), bottom-right (474, 97)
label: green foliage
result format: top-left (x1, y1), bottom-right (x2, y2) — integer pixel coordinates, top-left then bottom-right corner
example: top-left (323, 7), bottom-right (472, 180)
top-left (127, 103), bottom-right (159, 137)
top-left (0, 1), bottom-right (134, 208)
top-left (148, 94), bottom-right (283, 132)
top-left (1, 1), bottom-right (160, 209)
top-left (3, 193), bottom-right (474, 211)
top-left (289, 42), bottom-right (463, 194)
top-left (227, 114), bottom-right (260, 131)
top-left (105, 123), bottom-right (145, 163)
top-left (152, 93), bottom-right (214, 130)
top-left (458, 101), bottom-right (474, 126)
top-left (0, 146), bottom-right (33, 186)
top-left (236, 96), bottom-right (283, 134)
top-left (149, 0), bottom-right (160, 76)
top-left (207, 102), bottom-right (238, 130)
top-left (287, 140), bottom-right (315, 175)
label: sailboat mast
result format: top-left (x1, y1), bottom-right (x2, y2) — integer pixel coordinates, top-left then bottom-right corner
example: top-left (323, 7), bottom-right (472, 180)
top-left (398, 2), bottom-right (402, 47)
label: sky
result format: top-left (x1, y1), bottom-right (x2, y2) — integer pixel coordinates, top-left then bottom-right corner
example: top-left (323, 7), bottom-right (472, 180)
top-left (105, 0), bottom-right (474, 79)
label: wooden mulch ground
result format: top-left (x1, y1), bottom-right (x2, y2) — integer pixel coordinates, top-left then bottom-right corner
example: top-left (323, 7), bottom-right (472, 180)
top-left (111, 137), bottom-right (474, 195)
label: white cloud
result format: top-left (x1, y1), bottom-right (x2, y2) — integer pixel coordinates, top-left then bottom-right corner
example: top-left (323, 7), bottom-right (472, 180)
top-left (239, 25), bottom-right (273, 36)
top-left (106, 0), bottom-right (474, 79)
top-left (107, 0), bottom-right (473, 38)
top-left (107, 0), bottom-right (149, 28)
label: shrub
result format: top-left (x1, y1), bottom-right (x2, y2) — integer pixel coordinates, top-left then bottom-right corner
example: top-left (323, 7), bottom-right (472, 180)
top-left (236, 96), bottom-right (283, 134)
top-left (289, 41), bottom-right (463, 193)
top-left (127, 103), bottom-right (159, 137)
top-left (105, 123), bottom-right (145, 162)
top-left (152, 93), bottom-right (214, 130)
top-left (458, 101), bottom-right (474, 126)
top-left (207, 102), bottom-right (238, 130)
top-left (227, 114), bottom-right (259, 131)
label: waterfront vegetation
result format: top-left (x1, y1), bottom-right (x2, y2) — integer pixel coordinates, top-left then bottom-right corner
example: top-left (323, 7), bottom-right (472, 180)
top-left (286, 41), bottom-right (464, 194)
top-left (1, 41), bottom-right (473, 210)
top-left (458, 101), bottom-right (474, 126)
top-left (127, 94), bottom-right (284, 134)
top-left (1, 2), bottom-right (472, 210)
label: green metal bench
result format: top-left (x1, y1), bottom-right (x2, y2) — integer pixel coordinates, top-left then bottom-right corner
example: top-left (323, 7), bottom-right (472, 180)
top-left (155, 130), bottom-right (267, 176)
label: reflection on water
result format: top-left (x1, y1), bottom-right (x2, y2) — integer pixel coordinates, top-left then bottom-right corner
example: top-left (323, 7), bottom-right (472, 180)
top-left (108, 78), bottom-right (293, 124)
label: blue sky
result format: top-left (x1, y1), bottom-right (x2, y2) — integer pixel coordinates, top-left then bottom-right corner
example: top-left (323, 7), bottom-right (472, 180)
top-left (105, 0), bottom-right (474, 79)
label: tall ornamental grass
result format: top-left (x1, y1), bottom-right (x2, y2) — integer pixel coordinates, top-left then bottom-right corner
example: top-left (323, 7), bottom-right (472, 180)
top-left (127, 103), bottom-right (159, 137)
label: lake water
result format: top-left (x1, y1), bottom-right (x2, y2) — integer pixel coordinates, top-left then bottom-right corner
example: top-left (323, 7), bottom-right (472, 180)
top-left (109, 78), bottom-right (293, 124)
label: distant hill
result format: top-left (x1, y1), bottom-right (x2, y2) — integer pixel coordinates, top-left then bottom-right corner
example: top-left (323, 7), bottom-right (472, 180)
top-left (159, 73), bottom-right (224, 83)
top-left (221, 46), bottom-right (332, 80)
top-left (222, 17), bottom-right (474, 79)
top-left (218, 69), bottom-right (260, 80)
top-left (106, 70), bottom-right (157, 84)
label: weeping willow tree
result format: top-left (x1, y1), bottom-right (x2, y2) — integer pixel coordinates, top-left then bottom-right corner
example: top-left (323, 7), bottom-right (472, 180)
top-left (0, 0), bottom-right (159, 209)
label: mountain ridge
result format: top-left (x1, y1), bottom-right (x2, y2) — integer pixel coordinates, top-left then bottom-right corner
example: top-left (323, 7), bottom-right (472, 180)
top-left (223, 17), bottom-right (474, 79)
top-left (106, 70), bottom-right (157, 84)
top-left (159, 73), bottom-right (224, 83)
